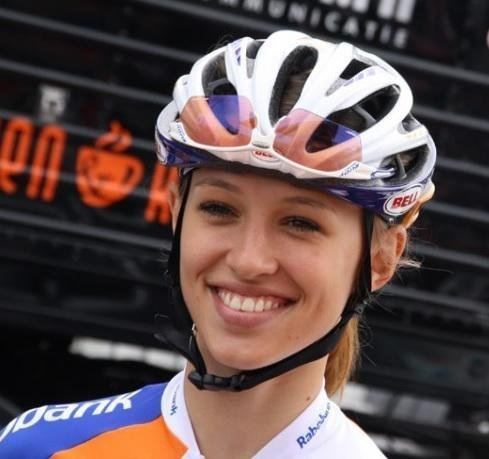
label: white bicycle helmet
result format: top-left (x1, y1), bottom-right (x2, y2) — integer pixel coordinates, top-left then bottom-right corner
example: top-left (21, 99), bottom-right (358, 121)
top-left (156, 30), bottom-right (436, 226)
top-left (154, 31), bottom-right (436, 392)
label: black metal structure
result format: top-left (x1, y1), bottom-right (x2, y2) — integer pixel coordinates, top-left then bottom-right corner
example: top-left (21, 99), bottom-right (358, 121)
top-left (0, 1), bottom-right (488, 457)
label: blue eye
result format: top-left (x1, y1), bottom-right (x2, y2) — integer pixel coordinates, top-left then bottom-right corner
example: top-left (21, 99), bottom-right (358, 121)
top-left (285, 217), bottom-right (320, 232)
top-left (198, 201), bottom-right (236, 217)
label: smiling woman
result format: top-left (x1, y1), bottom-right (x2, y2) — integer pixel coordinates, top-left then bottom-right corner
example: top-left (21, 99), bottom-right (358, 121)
top-left (176, 169), bottom-right (363, 376)
top-left (171, 167), bottom-right (408, 392)
top-left (0, 30), bottom-right (436, 459)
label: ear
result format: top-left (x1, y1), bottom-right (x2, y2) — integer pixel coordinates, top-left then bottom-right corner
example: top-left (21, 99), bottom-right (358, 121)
top-left (168, 181), bottom-right (181, 232)
top-left (370, 221), bottom-right (407, 292)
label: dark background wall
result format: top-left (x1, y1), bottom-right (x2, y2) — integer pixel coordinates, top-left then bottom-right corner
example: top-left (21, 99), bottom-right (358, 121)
top-left (0, 1), bottom-right (488, 457)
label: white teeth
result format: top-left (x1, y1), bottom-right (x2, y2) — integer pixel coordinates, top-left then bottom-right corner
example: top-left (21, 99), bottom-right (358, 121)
top-left (242, 298), bottom-right (255, 312)
top-left (255, 299), bottom-right (264, 312)
top-left (230, 295), bottom-right (241, 311)
top-left (217, 289), bottom-right (286, 313)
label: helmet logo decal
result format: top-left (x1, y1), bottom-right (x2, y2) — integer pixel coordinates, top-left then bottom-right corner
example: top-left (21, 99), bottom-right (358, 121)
top-left (384, 184), bottom-right (422, 216)
top-left (174, 122), bottom-right (187, 143)
top-left (343, 67), bottom-right (379, 86)
top-left (339, 161), bottom-right (360, 177)
top-left (252, 150), bottom-right (279, 162)
top-left (230, 38), bottom-right (243, 64)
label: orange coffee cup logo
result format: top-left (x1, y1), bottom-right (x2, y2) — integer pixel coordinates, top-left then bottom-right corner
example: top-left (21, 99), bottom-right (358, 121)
top-left (76, 121), bottom-right (144, 208)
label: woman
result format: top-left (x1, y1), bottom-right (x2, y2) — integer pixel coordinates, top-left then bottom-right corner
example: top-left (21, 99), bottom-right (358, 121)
top-left (0, 31), bottom-right (435, 458)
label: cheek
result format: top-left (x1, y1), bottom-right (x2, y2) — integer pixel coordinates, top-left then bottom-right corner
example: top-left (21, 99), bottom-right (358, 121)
top-left (180, 221), bottom-right (226, 275)
top-left (292, 236), bottom-right (362, 309)
top-left (179, 219), bottom-right (228, 312)
top-left (179, 229), bottom-right (206, 306)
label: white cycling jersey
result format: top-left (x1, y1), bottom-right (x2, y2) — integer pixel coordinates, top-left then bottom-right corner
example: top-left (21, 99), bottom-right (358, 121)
top-left (163, 371), bottom-right (386, 458)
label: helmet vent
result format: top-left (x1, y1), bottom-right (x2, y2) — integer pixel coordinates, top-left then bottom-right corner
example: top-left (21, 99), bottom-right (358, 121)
top-left (327, 86), bottom-right (398, 133)
top-left (356, 86), bottom-right (399, 124)
top-left (245, 41), bottom-right (263, 78)
top-left (398, 149), bottom-right (419, 173)
top-left (328, 105), bottom-right (375, 133)
top-left (203, 54), bottom-right (237, 96)
top-left (271, 46), bottom-right (318, 122)
top-left (246, 40), bottom-right (263, 59)
top-left (339, 59), bottom-right (370, 80)
top-left (401, 113), bottom-right (421, 132)
top-left (381, 148), bottom-right (420, 181)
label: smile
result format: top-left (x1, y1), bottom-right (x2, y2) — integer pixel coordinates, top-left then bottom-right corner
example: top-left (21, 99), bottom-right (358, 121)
top-left (216, 288), bottom-right (287, 313)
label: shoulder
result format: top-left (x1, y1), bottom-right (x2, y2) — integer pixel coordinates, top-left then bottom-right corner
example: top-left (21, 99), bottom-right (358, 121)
top-left (341, 415), bottom-right (386, 458)
top-left (0, 382), bottom-right (169, 459)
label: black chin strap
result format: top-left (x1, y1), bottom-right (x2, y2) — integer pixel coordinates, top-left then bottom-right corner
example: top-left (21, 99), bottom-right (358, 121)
top-left (187, 300), bottom-right (365, 391)
top-left (155, 175), bottom-right (374, 392)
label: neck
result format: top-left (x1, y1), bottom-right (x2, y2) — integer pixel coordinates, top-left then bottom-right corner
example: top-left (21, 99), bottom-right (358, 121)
top-left (184, 358), bottom-right (327, 459)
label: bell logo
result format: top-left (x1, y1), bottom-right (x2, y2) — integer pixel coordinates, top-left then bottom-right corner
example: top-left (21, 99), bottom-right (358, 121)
top-left (384, 185), bottom-right (422, 216)
top-left (76, 121), bottom-right (144, 208)
top-left (252, 150), bottom-right (279, 162)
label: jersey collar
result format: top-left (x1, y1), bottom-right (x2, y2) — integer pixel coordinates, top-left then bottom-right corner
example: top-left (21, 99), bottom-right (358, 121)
top-left (161, 371), bottom-right (336, 458)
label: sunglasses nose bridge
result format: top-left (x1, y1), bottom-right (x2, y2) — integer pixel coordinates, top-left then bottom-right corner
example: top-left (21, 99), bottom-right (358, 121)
top-left (250, 129), bottom-right (274, 149)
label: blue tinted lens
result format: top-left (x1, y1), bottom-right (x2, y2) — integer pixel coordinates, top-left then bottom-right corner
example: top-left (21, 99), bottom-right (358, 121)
top-left (306, 119), bottom-right (357, 153)
top-left (208, 95), bottom-right (240, 135)
top-left (332, 124), bottom-right (357, 144)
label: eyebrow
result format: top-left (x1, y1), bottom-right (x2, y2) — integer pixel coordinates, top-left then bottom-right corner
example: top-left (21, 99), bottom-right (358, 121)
top-left (282, 196), bottom-right (337, 213)
top-left (193, 177), bottom-right (242, 193)
top-left (194, 177), bottom-right (336, 213)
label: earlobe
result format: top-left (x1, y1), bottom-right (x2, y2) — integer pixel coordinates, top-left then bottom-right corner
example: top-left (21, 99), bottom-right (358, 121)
top-left (168, 182), bottom-right (181, 232)
top-left (370, 222), bottom-right (407, 292)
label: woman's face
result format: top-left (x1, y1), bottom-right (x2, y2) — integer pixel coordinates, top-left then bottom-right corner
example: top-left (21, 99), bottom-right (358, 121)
top-left (175, 168), bottom-right (364, 375)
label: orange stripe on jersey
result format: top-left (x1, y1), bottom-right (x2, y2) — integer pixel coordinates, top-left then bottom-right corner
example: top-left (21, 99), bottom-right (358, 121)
top-left (51, 416), bottom-right (188, 458)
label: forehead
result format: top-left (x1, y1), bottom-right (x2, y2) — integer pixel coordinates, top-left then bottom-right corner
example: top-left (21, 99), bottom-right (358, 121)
top-left (191, 167), bottom-right (311, 194)
top-left (190, 167), bottom-right (360, 215)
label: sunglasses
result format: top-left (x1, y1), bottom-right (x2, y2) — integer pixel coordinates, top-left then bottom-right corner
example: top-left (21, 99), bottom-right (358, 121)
top-left (156, 95), bottom-right (395, 180)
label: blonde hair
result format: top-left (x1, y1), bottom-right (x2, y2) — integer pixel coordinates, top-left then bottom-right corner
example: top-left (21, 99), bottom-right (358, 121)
top-left (325, 318), bottom-right (360, 396)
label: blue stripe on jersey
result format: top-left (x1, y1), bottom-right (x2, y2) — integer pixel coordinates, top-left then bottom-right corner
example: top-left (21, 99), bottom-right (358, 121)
top-left (0, 383), bottom-right (167, 459)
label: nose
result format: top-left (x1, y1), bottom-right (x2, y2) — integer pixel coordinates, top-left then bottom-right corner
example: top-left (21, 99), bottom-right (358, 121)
top-left (225, 221), bottom-right (279, 280)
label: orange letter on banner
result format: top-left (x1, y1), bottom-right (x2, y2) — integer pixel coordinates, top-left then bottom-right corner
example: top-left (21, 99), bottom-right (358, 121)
top-left (26, 124), bottom-right (67, 201)
top-left (0, 117), bottom-right (33, 194)
top-left (145, 164), bottom-right (178, 225)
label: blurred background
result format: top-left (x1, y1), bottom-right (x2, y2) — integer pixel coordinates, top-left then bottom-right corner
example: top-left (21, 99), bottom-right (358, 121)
top-left (0, 1), bottom-right (488, 457)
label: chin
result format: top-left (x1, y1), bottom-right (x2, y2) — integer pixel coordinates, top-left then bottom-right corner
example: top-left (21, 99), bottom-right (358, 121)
top-left (205, 340), bottom-right (292, 374)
